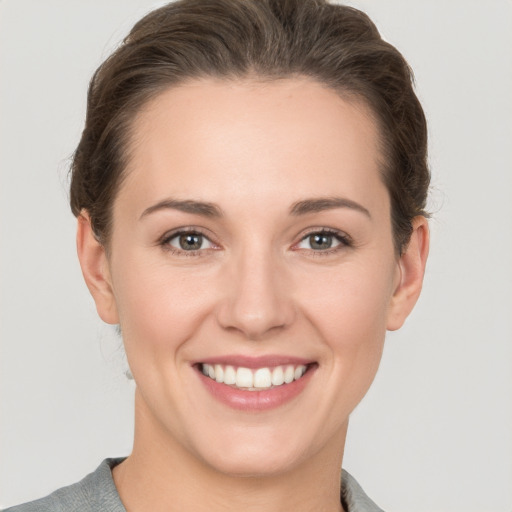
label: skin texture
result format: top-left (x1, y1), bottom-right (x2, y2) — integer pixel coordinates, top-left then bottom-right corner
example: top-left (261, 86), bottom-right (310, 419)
top-left (77, 78), bottom-right (429, 512)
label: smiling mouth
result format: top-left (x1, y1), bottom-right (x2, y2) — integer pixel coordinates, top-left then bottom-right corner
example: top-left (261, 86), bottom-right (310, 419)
top-left (198, 363), bottom-right (314, 391)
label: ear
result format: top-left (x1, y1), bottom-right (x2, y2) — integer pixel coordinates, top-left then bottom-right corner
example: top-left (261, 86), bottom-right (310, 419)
top-left (387, 216), bottom-right (430, 331)
top-left (76, 211), bottom-right (119, 325)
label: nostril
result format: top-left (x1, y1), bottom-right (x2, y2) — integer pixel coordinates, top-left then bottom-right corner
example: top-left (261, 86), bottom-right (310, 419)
top-left (216, 304), bottom-right (295, 341)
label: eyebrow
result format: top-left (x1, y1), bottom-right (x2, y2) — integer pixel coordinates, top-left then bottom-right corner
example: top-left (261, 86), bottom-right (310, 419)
top-left (139, 196), bottom-right (371, 220)
top-left (289, 197), bottom-right (371, 218)
top-left (140, 199), bottom-right (224, 220)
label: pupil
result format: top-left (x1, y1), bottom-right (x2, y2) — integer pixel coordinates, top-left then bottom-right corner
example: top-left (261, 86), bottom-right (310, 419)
top-left (310, 234), bottom-right (332, 250)
top-left (179, 233), bottom-right (202, 250)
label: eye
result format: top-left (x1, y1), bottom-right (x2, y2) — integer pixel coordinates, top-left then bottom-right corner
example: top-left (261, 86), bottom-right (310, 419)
top-left (164, 231), bottom-right (214, 252)
top-left (296, 230), bottom-right (350, 252)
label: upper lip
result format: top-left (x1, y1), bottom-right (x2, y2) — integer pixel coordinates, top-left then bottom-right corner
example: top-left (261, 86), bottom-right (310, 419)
top-left (193, 355), bottom-right (315, 369)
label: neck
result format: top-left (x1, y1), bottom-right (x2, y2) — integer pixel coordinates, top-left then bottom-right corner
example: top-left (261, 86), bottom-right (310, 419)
top-left (114, 390), bottom-right (347, 512)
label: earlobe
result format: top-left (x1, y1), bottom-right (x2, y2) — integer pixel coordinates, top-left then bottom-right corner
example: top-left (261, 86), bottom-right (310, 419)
top-left (76, 211), bottom-right (119, 325)
top-left (387, 216), bottom-right (430, 331)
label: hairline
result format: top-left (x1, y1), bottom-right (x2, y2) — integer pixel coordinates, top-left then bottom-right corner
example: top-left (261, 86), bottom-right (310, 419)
top-left (96, 73), bottom-right (396, 253)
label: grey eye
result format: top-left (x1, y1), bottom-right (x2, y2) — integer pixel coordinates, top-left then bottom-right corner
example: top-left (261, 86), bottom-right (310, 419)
top-left (179, 233), bottom-right (202, 250)
top-left (168, 232), bottom-right (213, 251)
top-left (309, 233), bottom-right (333, 250)
top-left (297, 232), bottom-right (343, 251)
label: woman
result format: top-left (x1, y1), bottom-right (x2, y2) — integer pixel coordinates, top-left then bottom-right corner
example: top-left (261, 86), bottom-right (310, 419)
top-left (4, 0), bottom-right (429, 510)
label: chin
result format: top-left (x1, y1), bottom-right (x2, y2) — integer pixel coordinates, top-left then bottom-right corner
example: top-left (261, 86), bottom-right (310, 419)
top-left (185, 420), bottom-right (318, 479)
top-left (203, 444), bottom-right (305, 479)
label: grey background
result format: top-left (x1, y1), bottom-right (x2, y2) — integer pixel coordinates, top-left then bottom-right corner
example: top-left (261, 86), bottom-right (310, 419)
top-left (1, 1), bottom-right (511, 510)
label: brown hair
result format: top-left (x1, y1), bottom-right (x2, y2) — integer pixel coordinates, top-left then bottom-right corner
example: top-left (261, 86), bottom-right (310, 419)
top-left (70, 0), bottom-right (429, 253)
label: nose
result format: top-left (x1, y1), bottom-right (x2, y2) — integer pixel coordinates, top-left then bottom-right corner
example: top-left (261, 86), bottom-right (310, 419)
top-left (215, 246), bottom-right (296, 340)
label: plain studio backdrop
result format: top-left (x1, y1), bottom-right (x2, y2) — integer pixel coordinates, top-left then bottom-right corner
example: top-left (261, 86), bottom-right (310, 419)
top-left (1, 1), bottom-right (511, 510)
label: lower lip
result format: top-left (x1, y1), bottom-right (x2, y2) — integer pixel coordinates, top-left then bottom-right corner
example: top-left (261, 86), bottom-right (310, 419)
top-left (196, 365), bottom-right (316, 412)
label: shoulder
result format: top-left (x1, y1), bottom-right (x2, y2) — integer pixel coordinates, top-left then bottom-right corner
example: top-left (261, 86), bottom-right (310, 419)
top-left (2, 459), bottom-right (126, 512)
top-left (341, 469), bottom-right (385, 512)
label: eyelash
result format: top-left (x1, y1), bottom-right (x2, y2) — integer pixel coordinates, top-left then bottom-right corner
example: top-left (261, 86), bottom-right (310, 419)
top-left (158, 227), bottom-right (352, 257)
top-left (293, 228), bottom-right (353, 256)
top-left (159, 227), bottom-right (217, 257)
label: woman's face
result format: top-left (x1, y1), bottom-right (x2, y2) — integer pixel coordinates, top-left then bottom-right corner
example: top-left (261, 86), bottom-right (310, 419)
top-left (82, 78), bottom-right (424, 477)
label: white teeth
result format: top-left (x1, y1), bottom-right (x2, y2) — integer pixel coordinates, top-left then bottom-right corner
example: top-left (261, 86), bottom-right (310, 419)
top-left (236, 367), bottom-right (253, 388)
top-left (294, 365), bottom-right (306, 380)
top-left (214, 364), bottom-right (224, 383)
top-left (271, 366), bottom-right (284, 386)
top-left (253, 368), bottom-right (272, 389)
top-left (201, 363), bottom-right (309, 390)
top-left (223, 365), bottom-right (236, 385)
top-left (284, 365), bottom-right (295, 384)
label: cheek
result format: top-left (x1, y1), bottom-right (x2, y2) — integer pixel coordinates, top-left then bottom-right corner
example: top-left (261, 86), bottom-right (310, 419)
top-left (296, 259), bottom-right (395, 395)
top-left (299, 260), bottom-right (395, 342)
top-left (110, 258), bottom-right (217, 360)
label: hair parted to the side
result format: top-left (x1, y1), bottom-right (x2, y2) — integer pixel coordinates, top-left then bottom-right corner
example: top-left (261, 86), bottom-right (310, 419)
top-left (70, 0), bottom-right (429, 253)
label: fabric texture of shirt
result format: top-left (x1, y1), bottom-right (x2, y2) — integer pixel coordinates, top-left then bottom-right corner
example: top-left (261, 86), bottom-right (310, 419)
top-left (3, 458), bottom-right (384, 512)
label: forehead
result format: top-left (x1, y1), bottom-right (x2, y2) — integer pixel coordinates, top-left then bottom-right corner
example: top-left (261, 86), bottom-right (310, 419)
top-left (118, 77), bottom-right (387, 218)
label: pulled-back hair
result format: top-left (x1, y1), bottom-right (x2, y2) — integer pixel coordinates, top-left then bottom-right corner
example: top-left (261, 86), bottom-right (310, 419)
top-left (70, 0), bottom-right (429, 253)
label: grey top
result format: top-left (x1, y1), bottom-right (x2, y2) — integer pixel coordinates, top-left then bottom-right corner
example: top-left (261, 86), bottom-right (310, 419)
top-left (3, 459), bottom-right (384, 512)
